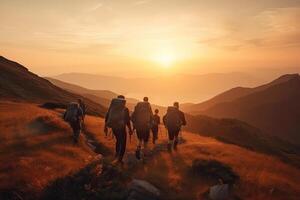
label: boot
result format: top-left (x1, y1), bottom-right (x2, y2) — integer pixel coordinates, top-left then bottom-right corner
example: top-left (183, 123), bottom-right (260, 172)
top-left (167, 143), bottom-right (172, 152)
top-left (173, 139), bottom-right (178, 151)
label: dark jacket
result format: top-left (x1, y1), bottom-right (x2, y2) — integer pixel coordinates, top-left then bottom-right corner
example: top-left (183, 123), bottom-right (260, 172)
top-left (105, 107), bottom-right (131, 130)
top-left (163, 108), bottom-right (186, 128)
top-left (152, 114), bottom-right (160, 127)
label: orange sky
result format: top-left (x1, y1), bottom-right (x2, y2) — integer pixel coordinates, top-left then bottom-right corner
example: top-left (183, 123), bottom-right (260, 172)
top-left (1, 0), bottom-right (300, 77)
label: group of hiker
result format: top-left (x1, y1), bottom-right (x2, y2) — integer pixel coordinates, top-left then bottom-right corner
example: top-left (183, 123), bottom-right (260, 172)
top-left (63, 96), bottom-right (186, 165)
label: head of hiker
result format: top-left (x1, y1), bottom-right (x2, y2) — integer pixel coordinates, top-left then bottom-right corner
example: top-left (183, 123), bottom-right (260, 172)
top-left (78, 98), bottom-right (82, 104)
top-left (118, 95), bottom-right (125, 99)
top-left (155, 109), bottom-right (159, 114)
top-left (143, 97), bottom-right (149, 102)
top-left (174, 102), bottom-right (179, 109)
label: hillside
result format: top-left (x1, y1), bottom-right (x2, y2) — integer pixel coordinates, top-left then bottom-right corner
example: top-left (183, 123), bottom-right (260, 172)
top-left (184, 114), bottom-right (300, 166)
top-left (0, 101), bottom-right (98, 199)
top-left (1, 101), bottom-right (300, 200)
top-left (0, 56), bottom-right (106, 116)
top-left (182, 74), bottom-right (300, 113)
top-left (198, 74), bottom-right (300, 145)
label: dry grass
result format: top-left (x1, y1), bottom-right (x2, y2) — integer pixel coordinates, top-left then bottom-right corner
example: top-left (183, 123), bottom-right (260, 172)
top-left (1, 101), bottom-right (300, 199)
top-left (0, 101), bottom-right (96, 198)
top-left (85, 115), bottom-right (300, 200)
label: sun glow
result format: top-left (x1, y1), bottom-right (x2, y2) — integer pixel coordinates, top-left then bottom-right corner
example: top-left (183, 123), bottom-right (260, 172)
top-left (156, 53), bottom-right (175, 68)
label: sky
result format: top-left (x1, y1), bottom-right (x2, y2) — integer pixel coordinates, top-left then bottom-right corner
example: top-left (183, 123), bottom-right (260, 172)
top-left (1, 0), bottom-right (300, 77)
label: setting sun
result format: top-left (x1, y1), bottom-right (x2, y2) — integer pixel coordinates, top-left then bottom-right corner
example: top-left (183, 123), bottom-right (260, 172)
top-left (156, 53), bottom-right (175, 68)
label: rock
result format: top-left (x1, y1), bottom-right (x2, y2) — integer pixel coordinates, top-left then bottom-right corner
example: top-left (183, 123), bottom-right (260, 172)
top-left (94, 154), bottom-right (103, 161)
top-left (209, 184), bottom-right (229, 200)
top-left (127, 179), bottom-right (160, 200)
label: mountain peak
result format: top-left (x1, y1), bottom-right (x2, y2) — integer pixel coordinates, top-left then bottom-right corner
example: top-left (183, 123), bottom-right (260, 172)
top-left (272, 74), bottom-right (300, 84)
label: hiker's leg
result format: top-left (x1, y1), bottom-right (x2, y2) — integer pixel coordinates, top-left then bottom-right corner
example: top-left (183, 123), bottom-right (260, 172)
top-left (71, 122), bottom-right (80, 143)
top-left (112, 128), bottom-right (120, 158)
top-left (118, 128), bottom-right (127, 162)
top-left (136, 129), bottom-right (143, 150)
top-left (142, 129), bottom-right (150, 156)
top-left (152, 127), bottom-right (158, 144)
top-left (167, 128), bottom-right (175, 151)
top-left (135, 129), bottom-right (142, 159)
top-left (173, 129), bottom-right (180, 150)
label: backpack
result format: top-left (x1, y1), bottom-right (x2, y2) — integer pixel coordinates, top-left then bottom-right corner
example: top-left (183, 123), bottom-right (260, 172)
top-left (164, 106), bottom-right (182, 129)
top-left (64, 102), bottom-right (80, 123)
top-left (106, 98), bottom-right (126, 129)
top-left (132, 102), bottom-right (152, 128)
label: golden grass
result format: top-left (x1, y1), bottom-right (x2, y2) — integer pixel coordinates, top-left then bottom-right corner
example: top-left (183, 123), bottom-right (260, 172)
top-left (0, 101), bottom-right (95, 195)
top-left (1, 101), bottom-right (299, 199)
top-left (85, 115), bottom-right (300, 200)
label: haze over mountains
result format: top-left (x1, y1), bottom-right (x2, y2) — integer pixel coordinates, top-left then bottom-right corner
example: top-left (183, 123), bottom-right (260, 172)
top-left (53, 72), bottom-right (266, 105)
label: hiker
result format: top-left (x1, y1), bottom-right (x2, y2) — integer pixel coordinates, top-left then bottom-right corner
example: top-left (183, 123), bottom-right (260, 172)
top-left (151, 109), bottom-right (160, 144)
top-left (104, 95), bottom-right (133, 164)
top-left (78, 99), bottom-right (86, 129)
top-left (163, 102), bottom-right (186, 151)
top-left (63, 102), bottom-right (84, 143)
top-left (131, 97), bottom-right (154, 160)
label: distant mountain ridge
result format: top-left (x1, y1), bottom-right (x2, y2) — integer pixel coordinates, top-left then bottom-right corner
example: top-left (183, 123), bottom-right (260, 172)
top-left (0, 56), bottom-right (106, 116)
top-left (183, 74), bottom-right (300, 112)
top-left (184, 74), bottom-right (300, 145)
top-left (53, 72), bottom-right (265, 105)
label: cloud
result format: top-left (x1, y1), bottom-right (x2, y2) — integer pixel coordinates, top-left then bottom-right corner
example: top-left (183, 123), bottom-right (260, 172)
top-left (133, 0), bottom-right (151, 6)
top-left (89, 2), bottom-right (103, 11)
top-left (198, 7), bottom-right (300, 51)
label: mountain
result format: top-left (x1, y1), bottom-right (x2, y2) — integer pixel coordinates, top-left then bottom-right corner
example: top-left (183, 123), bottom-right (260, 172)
top-left (0, 56), bottom-right (106, 116)
top-left (46, 77), bottom-right (124, 107)
top-left (193, 74), bottom-right (300, 145)
top-left (184, 114), bottom-right (300, 163)
top-left (53, 72), bottom-right (264, 105)
top-left (182, 74), bottom-right (300, 113)
top-left (45, 77), bottom-right (164, 112)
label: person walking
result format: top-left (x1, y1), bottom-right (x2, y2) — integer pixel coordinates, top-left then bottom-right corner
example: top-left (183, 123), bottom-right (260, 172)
top-left (163, 102), bottom-right (186, 151)
top-left (131, 97), bottom-right (153, 160)
top-left (105, 95), bottom-right (133, 164)
top-left (151, 109), bottom-right (160, 144)
top-left (64, 102), bottom-right (84, 143)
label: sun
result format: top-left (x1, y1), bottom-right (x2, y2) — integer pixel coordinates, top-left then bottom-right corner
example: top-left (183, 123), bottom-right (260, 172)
top-left (155, 53), bottom-right (175, 68)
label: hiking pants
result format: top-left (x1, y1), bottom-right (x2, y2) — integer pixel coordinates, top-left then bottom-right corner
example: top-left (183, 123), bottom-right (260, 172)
top-left (112, 127), bottom-right (127, 161)
top-left (167, 127), bottom-right (181, 141)
top-left (151, 126), bottom-right (159, 142)
top-left (136, 128), bottom-right (150, 143)
top-left (70, 121), bottom-right (81, 140)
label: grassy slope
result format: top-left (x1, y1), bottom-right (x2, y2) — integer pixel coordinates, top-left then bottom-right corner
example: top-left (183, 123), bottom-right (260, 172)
top-left (0, 101), bottom-right (97, 198)
top-left (1, 102), bottom-right (300, 199)
top-left (0, 56), bottom-right (106, 116)
top-left (85, 115), bottom-right (300, 199)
